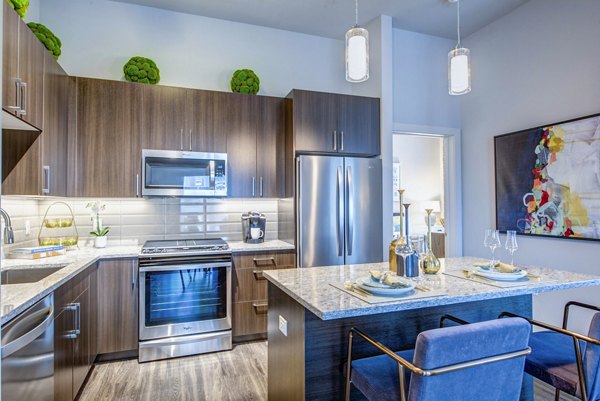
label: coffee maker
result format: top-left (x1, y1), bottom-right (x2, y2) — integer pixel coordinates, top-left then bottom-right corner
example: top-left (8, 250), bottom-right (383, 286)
top-left (241, 211), bottom-right (266, 243)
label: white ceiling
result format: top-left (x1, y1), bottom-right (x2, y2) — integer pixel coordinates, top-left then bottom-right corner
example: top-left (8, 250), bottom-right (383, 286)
top-left (110, 0), bottom-right (530, 39)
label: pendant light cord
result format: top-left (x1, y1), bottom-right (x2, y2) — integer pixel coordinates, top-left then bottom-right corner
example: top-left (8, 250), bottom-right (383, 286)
top-left (355, 0), bottom-right (359, 27)
top-left (455, 0), bottom-right (461, 49)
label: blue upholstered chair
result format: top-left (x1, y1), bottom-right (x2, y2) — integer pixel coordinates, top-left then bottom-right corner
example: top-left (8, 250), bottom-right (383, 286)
top-left (344, 317), bottom-right (531, 401)
top-left (502, 302), bottom-right (600, 401)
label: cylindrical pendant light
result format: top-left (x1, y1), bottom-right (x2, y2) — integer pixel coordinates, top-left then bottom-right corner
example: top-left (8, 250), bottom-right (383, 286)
top-left (448, 0), bottom-right (471, 95)
top-left (346, 0), bottom-right (369, 83)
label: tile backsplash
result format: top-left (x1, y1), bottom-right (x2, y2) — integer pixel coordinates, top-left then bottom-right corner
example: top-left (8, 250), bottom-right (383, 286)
top-left (1, 196), bottom-right (279, 252)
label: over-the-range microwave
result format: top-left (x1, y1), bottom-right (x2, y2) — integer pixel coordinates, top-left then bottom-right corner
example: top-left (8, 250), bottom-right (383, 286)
top-left (141, 149), bottom-right (227, 197)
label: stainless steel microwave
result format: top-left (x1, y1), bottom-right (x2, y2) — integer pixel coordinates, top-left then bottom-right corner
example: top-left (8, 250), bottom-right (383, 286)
top-left (141, 149), bottom-right (227, 197)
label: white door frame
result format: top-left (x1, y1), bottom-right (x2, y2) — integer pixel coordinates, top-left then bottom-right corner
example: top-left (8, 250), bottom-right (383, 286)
top-left (392, 123), bottom-right (463, 257)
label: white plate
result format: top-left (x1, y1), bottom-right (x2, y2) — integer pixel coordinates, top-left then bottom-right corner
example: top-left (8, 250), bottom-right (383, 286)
top-left (356, 277), bottom-right (415, 296)
top-left (474, 267), bottom-right (528, 281)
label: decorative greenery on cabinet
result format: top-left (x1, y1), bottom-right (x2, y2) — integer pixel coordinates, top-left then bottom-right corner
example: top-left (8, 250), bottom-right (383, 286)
top-left (123, 56), bottom-right (160, 84)
top-left (7, 0), bottom-right (28, 19)
top-left (231, 69), bottom-right (260, 94)
top-left (27, 22), bottom-right (61, 59)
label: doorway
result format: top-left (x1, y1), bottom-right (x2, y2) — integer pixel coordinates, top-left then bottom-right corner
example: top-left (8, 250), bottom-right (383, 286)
top-left (392, 133), bottom-right (450, 257)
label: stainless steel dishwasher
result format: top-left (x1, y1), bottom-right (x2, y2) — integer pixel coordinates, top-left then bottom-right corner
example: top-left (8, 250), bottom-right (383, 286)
top-left (1, 294), bottom-right (54, 401)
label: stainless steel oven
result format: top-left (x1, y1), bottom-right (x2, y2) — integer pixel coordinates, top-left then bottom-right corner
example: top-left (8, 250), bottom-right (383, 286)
top-left (142, 149), bottom-right (227, 197)
top-left (138, 239), bottom-right (232, 362)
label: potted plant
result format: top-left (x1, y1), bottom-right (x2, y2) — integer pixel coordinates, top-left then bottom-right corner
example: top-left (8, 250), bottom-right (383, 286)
top-left (86, 201), bottom-right (110, 248)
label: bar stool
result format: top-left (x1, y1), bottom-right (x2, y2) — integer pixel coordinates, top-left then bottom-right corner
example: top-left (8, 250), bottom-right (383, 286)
top-left (501, 302), bottom-right (600, 401)
top-left (344, 317), bottom-right (531, 401)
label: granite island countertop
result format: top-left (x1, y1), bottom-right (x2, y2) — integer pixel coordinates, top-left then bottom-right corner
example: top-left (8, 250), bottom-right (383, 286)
top-left (263, 256), bottom-right (600, 320)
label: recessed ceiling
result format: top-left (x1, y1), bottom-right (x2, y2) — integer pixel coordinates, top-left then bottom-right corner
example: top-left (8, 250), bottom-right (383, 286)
top-left (110, 0), bottom-right (530, 39)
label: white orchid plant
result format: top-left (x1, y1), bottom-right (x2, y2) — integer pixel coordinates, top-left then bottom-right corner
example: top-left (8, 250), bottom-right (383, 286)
top-left (86, 201), bottom-right (110, 237)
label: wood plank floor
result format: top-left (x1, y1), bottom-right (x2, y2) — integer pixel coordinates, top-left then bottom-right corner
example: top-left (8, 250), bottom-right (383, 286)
top-left (79, 341), bottom-right (578, 401)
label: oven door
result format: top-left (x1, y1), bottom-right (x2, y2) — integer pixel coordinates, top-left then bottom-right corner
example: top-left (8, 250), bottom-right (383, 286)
top-left (139, 261), bottom-right (231, 341)
top-left (141, 149), bottom-right (227, 197)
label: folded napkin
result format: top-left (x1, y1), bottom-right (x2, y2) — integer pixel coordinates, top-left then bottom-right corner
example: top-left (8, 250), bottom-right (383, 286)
top-left (472, 261), bottom-right (517, 273)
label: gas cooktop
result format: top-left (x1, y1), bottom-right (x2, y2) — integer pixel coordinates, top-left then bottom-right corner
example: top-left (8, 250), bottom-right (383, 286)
top-left (140, 238), bottom-right (230, 256)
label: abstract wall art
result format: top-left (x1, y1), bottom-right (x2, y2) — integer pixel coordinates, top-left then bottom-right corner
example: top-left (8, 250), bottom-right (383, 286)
top-left (495, 113), bottom-right (600, 241)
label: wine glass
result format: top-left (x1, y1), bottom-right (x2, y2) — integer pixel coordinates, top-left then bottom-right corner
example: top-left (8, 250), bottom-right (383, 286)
top-left (483, 229), bottom-right (501, 268)
top-left (505, 230), bottom-right (518, 266)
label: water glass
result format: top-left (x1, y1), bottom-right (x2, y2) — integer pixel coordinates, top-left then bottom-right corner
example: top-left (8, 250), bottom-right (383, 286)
top-left (483, 229), bottom-right (501, 267)
top-left (505, 230), bottom-right (518, 266)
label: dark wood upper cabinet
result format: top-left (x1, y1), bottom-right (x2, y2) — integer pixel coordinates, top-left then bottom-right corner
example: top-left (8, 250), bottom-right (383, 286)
top-left (1, 129), bottom-right (41, 195)
top-left (291, 90), bottom-right (337, 153)
top-left (2, 1), bottom-right (20, 117)
top-left (189, 89), bottom-right (226, 153)
top-left (1, 1), bottom-right (45, 129)
top-left (75, 77), bottom-right (142, 197)
top-left (96, 259), bottom-right (139, 355)
top-left (41, 52), bottom-right (69, 196)
top-left (219, 92), bottom-right (258, 197)
top-left (141, 85), bottom-right (188, 151)
top-left (337, 94), bottom-right (380, 156)
top-left (256, 96), bottom-right (285, 198)
top-left (288, 89), bottom-right (380, 157)
top-left (18, 18), bottom-right (45, 130)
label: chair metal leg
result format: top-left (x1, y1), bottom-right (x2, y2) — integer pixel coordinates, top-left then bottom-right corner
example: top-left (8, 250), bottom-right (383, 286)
top-left (573, 338), bottom-right (588, 401)
top-left (398, 364), bottom-right (407, 401)
top-left (554, 389), bottom-right (561, 401)
top-left (345, 331), bottom-right (354, 401)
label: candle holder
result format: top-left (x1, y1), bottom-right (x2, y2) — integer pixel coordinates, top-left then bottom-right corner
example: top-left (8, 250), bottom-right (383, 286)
top-left (422, 208), bottom-right (441, 274)
top-left (388, 189), bottom-right (405, 273)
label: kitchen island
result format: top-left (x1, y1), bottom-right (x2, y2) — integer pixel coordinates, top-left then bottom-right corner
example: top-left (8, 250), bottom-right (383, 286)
top-left (263, 257), bottom-right (600, 401)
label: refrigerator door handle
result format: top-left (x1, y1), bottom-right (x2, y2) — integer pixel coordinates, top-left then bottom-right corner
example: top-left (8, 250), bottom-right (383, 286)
top-left (296, 158), bottom-right (303, 267)
top-left (346, 166), bottom-right (354, 256)
top-left (337, 166), bottom-right (344, 257)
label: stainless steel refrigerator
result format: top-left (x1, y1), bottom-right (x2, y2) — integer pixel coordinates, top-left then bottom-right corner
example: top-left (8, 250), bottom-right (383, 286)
top-left (296, 155), bottom-right (383, 268)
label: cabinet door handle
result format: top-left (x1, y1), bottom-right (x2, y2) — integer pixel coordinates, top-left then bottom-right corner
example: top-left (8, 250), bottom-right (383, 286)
top-left (253, 257), bottom-right (276, 267)
top-left (252, 177), bottom-right (256, 197)
top-left (6, 79), bottom-right (21, 113)
top-left (19, 81), bottom-right (27, 116)
top-left (252, 270), bottom-right (266, 280)
top-left (64, 303), bottom-right (79, 339)
top-left (332, 130), bottom-right (337, 151)
top-left (189, 129), bottom-right (193, 150)
top-left (42, 165), bottom-right (50, 194)
top-left (252, 302), bottom-right (268, 314)
top-left (136, 174), bottom-right (140, 197)
top-left (180, 128), bottom-right (184, 150)
top-left (131, 260), bottom-right (136, 291)
top-left (259, 177), bottom-right (264, 197)
top-left (340, 131), bottom-right (344, 151)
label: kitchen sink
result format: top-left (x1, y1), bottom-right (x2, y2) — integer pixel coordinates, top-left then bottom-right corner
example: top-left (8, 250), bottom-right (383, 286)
top-left (1, 266), bottom-right (66, 285)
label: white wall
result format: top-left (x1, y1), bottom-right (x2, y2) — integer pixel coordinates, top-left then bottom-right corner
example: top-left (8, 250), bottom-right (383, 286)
top-left (393, 28), bottom-right (461, 130)
top-left (461, 0), bottom-right (600, 330)
top-left (34, 0), bottom-right (354, 97)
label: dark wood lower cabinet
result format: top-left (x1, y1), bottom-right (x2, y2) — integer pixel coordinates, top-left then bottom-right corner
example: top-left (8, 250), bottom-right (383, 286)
top-left (96, 259), bottom-right (139, 355)
top-left (53, 264), bottom-right (97, 401)
top-left (232, 250), bottom-right (295, 341)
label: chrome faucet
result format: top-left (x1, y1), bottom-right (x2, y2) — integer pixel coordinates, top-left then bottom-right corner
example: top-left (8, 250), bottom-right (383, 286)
top-left (0, 208), bottom-right (15, 244)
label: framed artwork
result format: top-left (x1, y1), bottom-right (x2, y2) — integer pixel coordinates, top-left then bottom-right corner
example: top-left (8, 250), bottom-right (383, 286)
top-left (494, 113), bottom-right (600, 241)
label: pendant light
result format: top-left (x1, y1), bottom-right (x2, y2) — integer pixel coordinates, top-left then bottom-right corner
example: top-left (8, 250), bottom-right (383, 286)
top-left (448, 0), bottom-right (471, 95)
top-left (345, 0), bottom-right (369, 83)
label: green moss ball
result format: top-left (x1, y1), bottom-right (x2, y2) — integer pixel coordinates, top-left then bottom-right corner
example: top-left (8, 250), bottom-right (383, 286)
top-left (123, 56), bottom-right (160, 85)
top-left (27, 22), bottom-right (61, 60)
top-left (230, 69), bottom-right (260, 95)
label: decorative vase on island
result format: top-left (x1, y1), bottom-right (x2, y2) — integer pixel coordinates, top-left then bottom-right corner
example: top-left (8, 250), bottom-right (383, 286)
top-left (388, 189), bottom-right (405, 273)
top-left (422, 208), bottom-right (441, 274)
top-left (396, 202), bottom-right (419, 278)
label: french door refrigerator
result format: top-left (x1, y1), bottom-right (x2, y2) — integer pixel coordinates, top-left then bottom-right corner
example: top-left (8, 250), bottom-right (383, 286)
top-left (296, 155), bottom-right (383, 268)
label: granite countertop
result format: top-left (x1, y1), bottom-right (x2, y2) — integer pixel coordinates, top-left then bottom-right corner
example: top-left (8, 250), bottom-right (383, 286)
top-left (263, 256), bottom-right (600, 320)
top-left (228, 240), bottom-right (295, 253)
top-left (0, 239), bottom-right (295, 325)
top-left (1, 245), bottom-right (141, 325)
